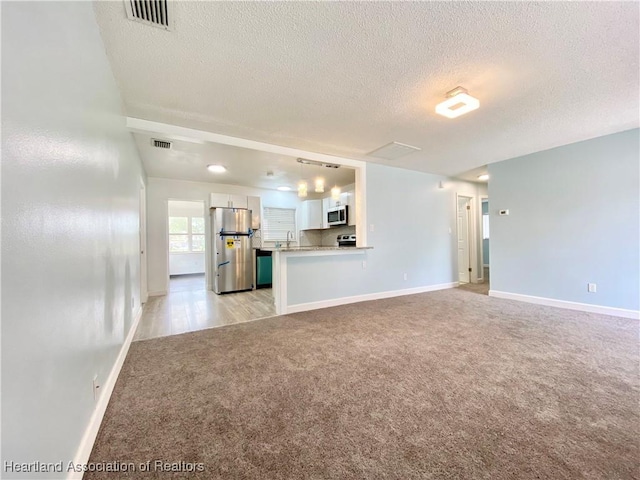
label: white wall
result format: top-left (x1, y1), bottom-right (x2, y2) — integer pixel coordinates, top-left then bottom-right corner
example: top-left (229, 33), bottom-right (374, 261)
top-left (168, 200), bottom-right (206, 275)
top-left (488, 129), bottom-right (639, 314)
top-left (285, 163), bottom-right (485, 307)
top-left (147, 177), bottom-right (303, 294)
top-left (1, 3), bottom-right (145, 478)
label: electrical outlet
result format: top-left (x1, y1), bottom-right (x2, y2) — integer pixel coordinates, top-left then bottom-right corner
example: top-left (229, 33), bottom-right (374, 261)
top-left (93, 375), bottom-right (100, 401)
top-left (588, 283), bottom-right (597, 293)
top-left (403, 273), bottom-right (408, 281)
top-left (362, 260), bottom-right (367, 269)
top-left (369, 224), bottom-right (375, 232)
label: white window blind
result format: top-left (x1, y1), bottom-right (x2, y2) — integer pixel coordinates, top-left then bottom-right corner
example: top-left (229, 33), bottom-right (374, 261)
top-left (262, 207), bottom-right (296, 241)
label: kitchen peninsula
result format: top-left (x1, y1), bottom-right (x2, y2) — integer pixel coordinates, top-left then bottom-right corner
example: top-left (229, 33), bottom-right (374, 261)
top-left (263, 245), bottom-right (373, 315)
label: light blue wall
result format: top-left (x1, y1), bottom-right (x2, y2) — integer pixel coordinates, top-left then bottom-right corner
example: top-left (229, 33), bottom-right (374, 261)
top-left (287, 164), bottom-right (482, 305)
top-left (2, 3), bottom-right (144, 477)
top-left (488, 129), bottom-right (639, 311)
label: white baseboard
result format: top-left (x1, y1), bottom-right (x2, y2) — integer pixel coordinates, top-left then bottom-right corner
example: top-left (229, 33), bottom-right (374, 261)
top-left (287, 282), bottom-right (458, 314)
top-left (148, 290), bottom-right (167, 297)
top-left (67, 305), bottom-right (144, 480)
top-left (489, 290), bottom-right (640, 320)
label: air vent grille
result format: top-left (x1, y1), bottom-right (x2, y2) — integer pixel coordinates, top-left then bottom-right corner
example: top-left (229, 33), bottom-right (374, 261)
top-left (152, 139), bottom-right (172, 149)
top-left (367, 142), bottom-right (421, 160)
top-left (124, 0), bottom-right (173, 30)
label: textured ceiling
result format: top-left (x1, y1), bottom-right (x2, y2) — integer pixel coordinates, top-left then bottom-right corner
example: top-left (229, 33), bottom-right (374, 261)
top-left (94, 1), bottom-right (639, 177)
top-left (134, 133), bottom-right (355, 190)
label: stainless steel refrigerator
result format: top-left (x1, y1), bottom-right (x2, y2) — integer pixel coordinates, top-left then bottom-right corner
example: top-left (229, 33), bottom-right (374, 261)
top-left (211, 208), bottom-right (253, 294)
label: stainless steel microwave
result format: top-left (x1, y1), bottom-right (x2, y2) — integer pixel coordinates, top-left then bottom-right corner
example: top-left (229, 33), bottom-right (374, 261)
top-left (327, 205), bottom-right (348, 226)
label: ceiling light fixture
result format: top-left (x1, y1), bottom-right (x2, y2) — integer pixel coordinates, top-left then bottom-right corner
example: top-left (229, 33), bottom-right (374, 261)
top-left (315, 178), bottom-right (325, 193)
top-left (207, 164), bottom-right (227, 173)
top-left (477, 174), bottom-right (489, 181)
top-left (297, 158), bottom-right (341, 169)
top-left (435, 86), bottom-right (479, 119)
top-left (331, 185), bottom-right (341, 201)
top-left (298, 181), bottom-right (308, 198)
top-left (277, 186), bottom-right (291, 192)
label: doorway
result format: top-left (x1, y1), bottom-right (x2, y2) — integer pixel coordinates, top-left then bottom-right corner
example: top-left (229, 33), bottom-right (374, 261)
top-left (457, 195), bottom-right (472, 284)
top-left (134, 198), bottom-right (276, 341)
top-left (139, 180), bottom-right (148, 305)
top-left (481, 197), bottom-right (490, 285)
top-left (167, 200), bottom-right (206, 292)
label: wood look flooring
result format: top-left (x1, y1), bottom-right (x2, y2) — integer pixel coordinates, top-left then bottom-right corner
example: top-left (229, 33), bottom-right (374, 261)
top-left (457, 267), bottom-right (490, 295)
top-left (134, 274), bottom-right (276, 342)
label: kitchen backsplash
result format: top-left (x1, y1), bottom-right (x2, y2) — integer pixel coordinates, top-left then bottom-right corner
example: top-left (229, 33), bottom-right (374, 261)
top-left (251, 229), bottom-right (263, 248)
top-left (300, 225), bottom-right (356, 247)
top-left (322, 225), bottom-right (355, 246)
top-left (299, 230), bottom-right (321, 247)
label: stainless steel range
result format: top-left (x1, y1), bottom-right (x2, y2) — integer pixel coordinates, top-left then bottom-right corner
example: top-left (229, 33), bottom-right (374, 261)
top-left (337, 234), bottom-right (356, 247)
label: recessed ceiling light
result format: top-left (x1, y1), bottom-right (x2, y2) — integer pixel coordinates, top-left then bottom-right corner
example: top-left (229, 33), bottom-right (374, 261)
top-left (367, 142), bottom-right (421, 160)
top-left (477, 174), bottom-right (489, 181)
top-left (436, 86), bottom-right (480, 119)
top-left (207, 164), bottom-right (226, 173)
top-left (277, 186), bottom-right (291, 191)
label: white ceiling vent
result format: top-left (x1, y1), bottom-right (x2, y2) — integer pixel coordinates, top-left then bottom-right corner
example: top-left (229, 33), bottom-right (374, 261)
top-left (367, 142), bottom-right (421, 160)
top-left (152, 139), bottom-right (172, 149)
top-left (124, 0), bottom-right (173, 30)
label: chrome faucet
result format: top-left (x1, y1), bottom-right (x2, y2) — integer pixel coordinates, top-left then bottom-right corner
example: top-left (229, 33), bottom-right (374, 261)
top-left (286, 231), bottom-right (294, 249)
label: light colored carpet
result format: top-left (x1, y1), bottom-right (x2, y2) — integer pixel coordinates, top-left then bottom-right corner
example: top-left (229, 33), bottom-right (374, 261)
top-left (87, 287), bottom-right (639, 479)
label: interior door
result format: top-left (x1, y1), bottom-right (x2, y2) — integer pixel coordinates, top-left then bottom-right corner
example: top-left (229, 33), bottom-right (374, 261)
top-left (139, 180), bottom-right (148, 304)
top-left (457, 196), bottom-right (471, 283)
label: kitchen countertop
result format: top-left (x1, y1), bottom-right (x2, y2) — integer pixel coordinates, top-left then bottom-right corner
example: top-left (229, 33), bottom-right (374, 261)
top-left (261, 246), bottom-right (373, 252)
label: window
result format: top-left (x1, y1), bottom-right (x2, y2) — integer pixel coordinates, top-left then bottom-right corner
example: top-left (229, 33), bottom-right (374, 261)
top-left (482, 214), bottom-right (490, 240)
top-left (169, 216), bottom-right (205, 253)
top-left (262, 207), bottom-right (296, 241)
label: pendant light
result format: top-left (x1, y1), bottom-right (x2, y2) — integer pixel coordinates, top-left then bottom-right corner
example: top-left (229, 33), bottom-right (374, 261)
top-left (331, 185), bottom-right (341, 201)
top-left (298, 180), bottom-right (308, 198)
top-left (315, 178), bottom-right (325, 193)
top-left (297, 161), bottom-right (308, 197)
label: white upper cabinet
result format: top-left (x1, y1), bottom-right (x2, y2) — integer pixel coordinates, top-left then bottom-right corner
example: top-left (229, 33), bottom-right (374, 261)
top-left (210, 193), bottom-right (261, 229)
top-left (300, 199), bottom-right (323, 230)
top-left (322, 197), bottom-right (331, 229)
top-left (210, 193), bottom-right (230, 208)
top-left (247, 195), bottom-right (261, 230)
top-left (229, 194), bottom-right (248, 209)
top-left (209, 193), bottom-right (248, 209)
top-left (344, 190), bottom-right (355, 226)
